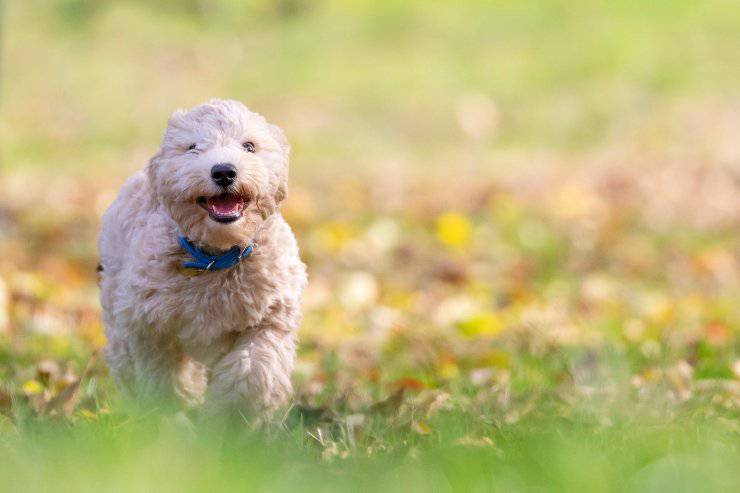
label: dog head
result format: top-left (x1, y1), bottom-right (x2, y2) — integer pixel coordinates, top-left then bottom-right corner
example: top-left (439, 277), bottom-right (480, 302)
top-left (148, 99), bottom-right (289, 251)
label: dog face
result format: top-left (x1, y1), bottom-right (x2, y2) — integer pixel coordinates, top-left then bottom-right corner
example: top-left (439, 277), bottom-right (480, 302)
top-left (148, 99), bottom-right (289, 251)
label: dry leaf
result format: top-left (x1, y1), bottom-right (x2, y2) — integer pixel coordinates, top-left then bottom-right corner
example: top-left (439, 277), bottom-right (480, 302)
top-left (369, 388), bottom-right (405, 417)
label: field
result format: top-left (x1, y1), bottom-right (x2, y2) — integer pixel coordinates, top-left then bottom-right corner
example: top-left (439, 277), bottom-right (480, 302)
top-left (1, 1), bottom-right (739, 491)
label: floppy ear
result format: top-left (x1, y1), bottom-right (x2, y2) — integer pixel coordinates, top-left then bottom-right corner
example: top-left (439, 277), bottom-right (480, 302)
top-left (145, 150), bottom-right (163, 205)
top-left (268, 123), bottom-right (290, 158)
top-left (146, 109), bottom-right (187, 204)
top-left (268, 123), bottom-right (290, 205)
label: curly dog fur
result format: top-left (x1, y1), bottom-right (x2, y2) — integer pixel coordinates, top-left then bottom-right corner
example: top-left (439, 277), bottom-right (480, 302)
top-left (98, 99), bottom-right (307, 420)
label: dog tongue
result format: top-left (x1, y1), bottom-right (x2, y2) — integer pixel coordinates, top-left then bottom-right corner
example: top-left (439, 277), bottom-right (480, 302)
top-left (207, 193), bottom-right (243, 215)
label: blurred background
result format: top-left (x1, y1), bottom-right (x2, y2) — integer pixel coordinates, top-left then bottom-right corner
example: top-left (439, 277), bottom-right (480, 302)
top-left (0, 1), bottom-right (739, 486)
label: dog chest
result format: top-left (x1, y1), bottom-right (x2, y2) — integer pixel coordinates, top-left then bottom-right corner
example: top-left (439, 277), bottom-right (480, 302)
top-left (177, 267), bottom-right (274, 329)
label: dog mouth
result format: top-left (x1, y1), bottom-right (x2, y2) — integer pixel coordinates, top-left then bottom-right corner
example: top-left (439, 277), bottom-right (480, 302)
top-left (197, 192), bottom-right (245, 224)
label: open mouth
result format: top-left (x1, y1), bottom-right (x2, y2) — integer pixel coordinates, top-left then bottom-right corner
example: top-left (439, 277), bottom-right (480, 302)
top-left (197, 192), bottom-right (245, 223)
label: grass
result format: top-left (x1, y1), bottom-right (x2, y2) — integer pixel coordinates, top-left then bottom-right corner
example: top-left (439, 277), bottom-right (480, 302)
top-left (1, 0), bottom-right (740, 491)
top-left (4, 0), bottom-right (740, 173)
top-left (1, 400), bottom-right (739, 492)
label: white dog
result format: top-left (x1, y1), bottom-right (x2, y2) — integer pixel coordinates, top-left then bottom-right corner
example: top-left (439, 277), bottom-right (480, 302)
top-left (98, 99), bottom-right (307, 421)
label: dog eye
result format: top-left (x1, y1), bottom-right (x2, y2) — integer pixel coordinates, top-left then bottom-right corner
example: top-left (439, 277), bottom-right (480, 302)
top-left (187, 144), bottom-right (197, 151)
top-left (242, 141), bottom-right (255, 153)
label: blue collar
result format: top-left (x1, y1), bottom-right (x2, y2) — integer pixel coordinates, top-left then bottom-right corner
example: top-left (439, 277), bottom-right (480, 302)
top-left (178, 236), bottom-right (254, 271)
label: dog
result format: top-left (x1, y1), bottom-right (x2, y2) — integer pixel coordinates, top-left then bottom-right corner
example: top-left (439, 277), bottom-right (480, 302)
top-left (98, 99), bottom-right (307, 421)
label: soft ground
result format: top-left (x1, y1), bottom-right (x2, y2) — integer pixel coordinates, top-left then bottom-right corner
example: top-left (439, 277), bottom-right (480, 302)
top-left (0, 1), bottom-right (739, 491)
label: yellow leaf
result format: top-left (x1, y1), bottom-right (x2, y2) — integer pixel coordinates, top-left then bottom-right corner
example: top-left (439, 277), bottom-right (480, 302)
top-left (22, 380), bottom-right (43, 396)
top-left (412, 420), bottom-right (432, 435)
top-left (457, 312), bottom-right (504, 338)
top-left (640, 294), bottom-right (674, 325)
top-left (435, 212), bottom-right (472, 249)
top-left (439, 361), bottom-right (459, 379)
top-left (80, 319), bottom-right (107, 349)
top-left (312, 221), bottom-right (356, 253)
top-left (483, 349), bottom-right (510, 368)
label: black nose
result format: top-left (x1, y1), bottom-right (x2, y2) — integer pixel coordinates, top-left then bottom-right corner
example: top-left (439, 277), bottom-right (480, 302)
top-left (210, 163), bottom-right (237, 187)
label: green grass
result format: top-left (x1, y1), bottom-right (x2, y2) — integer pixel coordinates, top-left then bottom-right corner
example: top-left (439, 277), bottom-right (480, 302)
top-left (3, 0), bottom-right (740, 173)
top-left (1, 0), bottom-right (740, 491)
top-left (1, 404), bottom-right (739, 492)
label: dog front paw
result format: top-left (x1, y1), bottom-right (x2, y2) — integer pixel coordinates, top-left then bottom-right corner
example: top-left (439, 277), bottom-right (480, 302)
top-left (205, 341), bottom-right (292, 421)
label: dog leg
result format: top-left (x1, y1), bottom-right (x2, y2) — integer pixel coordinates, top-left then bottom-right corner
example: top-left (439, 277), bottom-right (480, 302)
top-left (175, 356), bottom-right (208, 407)
top-left (105, 334), bottom-right (137, 398)
top-left (123, 329), bottom-right (184, 409)
top-left (206, 328), bottom-right (295, 424)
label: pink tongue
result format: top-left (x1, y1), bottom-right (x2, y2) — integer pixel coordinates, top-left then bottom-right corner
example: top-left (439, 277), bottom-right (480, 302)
top-left (208, 194), bottom-right (242, 215)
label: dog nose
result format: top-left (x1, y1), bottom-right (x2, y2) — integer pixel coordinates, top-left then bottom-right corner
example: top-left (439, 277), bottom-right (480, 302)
top-left (210, 163), bottom-right (237, 187)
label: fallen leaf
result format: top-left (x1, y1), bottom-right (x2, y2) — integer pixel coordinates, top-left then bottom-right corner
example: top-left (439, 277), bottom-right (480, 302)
top-left (415, 391), bottom-right (453, 418)
top-left (438, 360), bottom-right (459, 379)
top-left (393, 377), bottom-right (426, 391)
top-left (369, 388), bottom-right (405, 417)
top-left (457, 312), bottom-right (504, 338)
top-left (36, 360), bottom-right (61, 387)
top-left (705, 323), bottom-right (729, 346)
top-left (435, 212), bottom-right (472, 249)
top-left (453, 436), bottom-right (495, 448)
top-left (43, 379), bottom-right (80, 417)
top-left (22, 380), bottom-right (43, 396)
top-left (412, 420), bottom-right (432, 435)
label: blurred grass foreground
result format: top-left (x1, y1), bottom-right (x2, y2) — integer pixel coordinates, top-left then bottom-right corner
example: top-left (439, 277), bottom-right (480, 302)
top-left (1, 1), bottom-right (739, 491)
